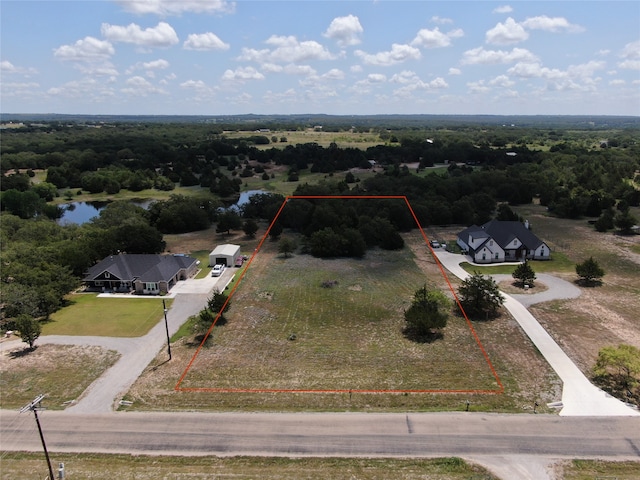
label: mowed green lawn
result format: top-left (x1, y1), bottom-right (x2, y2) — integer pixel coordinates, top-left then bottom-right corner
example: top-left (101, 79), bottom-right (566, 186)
top-left (43, 294), bottom-right (172, 337)
top-left (180, 246), bottom-right (500, 393)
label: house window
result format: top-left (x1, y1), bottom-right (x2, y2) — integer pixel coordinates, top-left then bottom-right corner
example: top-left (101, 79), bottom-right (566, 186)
top-left (482, 253), bottom-right (486, 260)
top-left (489, 241), bottom-right (493, 246)
top-left (105, 272), bottom-right (110, 278)
top-left (145, 282), bottom-right (158, 291)
top-left (95, 281), bottom-right (103, 286)
top-left (495, 253), bottom-right (499, 259)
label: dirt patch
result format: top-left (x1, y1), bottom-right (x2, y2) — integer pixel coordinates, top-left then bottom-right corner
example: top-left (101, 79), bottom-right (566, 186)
top-left (0, 344), bottom-right (120, 409)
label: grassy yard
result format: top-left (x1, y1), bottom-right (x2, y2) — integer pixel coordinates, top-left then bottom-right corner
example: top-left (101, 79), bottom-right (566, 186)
top-left (43, 295), bottom-right (172, 337)
top-left (0, 453), bottom-right (497, 480)
top-left (0, 344), bottom-right (119, 410)
top-left (460, 250), bottom-right (575, 276)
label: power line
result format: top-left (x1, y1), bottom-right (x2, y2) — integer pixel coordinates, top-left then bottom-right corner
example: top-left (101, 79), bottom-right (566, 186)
top-left (20, 394), bottom-right (55, 480)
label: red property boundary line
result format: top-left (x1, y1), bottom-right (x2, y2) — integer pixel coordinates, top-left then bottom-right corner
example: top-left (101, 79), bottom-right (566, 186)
top-left (175, 195), bottom-right (504, 395)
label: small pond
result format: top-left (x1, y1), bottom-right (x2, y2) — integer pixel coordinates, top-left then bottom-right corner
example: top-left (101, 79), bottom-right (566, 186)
top-left (57, 191), bottom-right (267, 225)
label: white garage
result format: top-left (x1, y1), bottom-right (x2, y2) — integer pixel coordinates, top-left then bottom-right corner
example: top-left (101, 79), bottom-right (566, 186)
top-left (209, 244), bottom-right (241, 267)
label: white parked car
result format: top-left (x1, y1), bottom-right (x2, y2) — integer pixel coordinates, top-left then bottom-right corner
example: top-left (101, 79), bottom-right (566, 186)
top-left (211, 264), bottom-right (225, 277)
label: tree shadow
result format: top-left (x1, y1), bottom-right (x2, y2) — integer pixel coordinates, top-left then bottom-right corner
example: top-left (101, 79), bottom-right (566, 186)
top-left (575, 279), bottom-right (603, 288)
top-left (8, 346), bottom-right (38, 358)
top-left (402, 327), bottom-right (444, 344)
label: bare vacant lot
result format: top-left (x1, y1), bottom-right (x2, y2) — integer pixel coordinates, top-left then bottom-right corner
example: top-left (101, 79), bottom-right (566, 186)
top-left (0, 344), bottom-right (119, 410)
top-left (126, 231), bottom-right (560, 413)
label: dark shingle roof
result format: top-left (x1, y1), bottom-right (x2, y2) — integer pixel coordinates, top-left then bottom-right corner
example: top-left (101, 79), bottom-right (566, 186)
top-left (480, 220), bottom-right (544, 250)
top-left (84, 254), bottom-right (197, 283)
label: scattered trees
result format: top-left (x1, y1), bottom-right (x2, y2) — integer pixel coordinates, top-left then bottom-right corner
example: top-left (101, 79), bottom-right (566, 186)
top-left (575, 257), bottom-right (605, 285)
top-left (457, 272), bottom-right (504, 320)
top-left (278, 237), bottom-right (296, 258)
top-left (512, 260), bottom-right (536, 288)
top-left (242, 218), bottom-right (259, 238)
top-left (403, 285), bottom-right (449, 341)
top-left (193, 290), bottom-right (232, 340)
top-left (14, 314), bottom-right (41, 349)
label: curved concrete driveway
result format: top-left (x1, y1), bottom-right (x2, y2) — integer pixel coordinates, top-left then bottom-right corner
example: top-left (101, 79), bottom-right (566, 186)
top-left (434, 250), bottom-right (638, 417)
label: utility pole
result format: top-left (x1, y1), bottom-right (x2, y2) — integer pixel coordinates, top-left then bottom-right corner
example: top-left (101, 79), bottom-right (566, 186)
top-left (20, 394), bottom-right (55, 480)
top-left (163, 299), bottom-right (171, 360)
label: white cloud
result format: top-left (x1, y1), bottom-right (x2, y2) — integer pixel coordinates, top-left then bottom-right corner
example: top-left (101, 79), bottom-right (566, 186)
top-left (180, 79), bottom-right (208, 89)
top-left (1, 60), bottom-right (38, 75)
top-left (283, 64), bottom-right (316, 76)
top-left (467, 80), bottom-right (490, 94)
top-left (431, 16), bottom-right (453, 25)
top-left (411, 27), bottom-right (463, 49)
top-left (47, 78), bottom-right (116, 102)
top-left (354, 44), bottom-right (421, 66)
top-left (115, 0), bottom-right (235, 16)
top-left (521, 16), bottom-right (584, 33)
top-left (489, 75), bottom-right (515, 87)
top-left (508, 60), bottom-right (605, 91)
top-left (324, 14), bottom-right (363, 47)
top-left (54, 37), bottom-right (115, 61)
top-left (101, 22), bottom-right (178, 47)
top-left (392, 73), bottom-right (448, 97)
top-left (322, 68), bottom-right (345, 80)
top-left (493, 5), bottom-right (513, 14)
top-left (486, 17), bottom-right (528, 45)
top-left (76, 62), bottom-right (119, 77)
top-left (121, 75), bottom-right (167, 95)
top-left (221, 66), bottom-right (265, 82)
top-left (183, 32), bottom-right (230, 51)
top-left (239, 35), bottom-right (334, 65)
top-left (618, 40), bottom-right (640, 70)
top-left (448, 67), bottom-right (462, 75)
top-left (609, 79), bottom-right (626, 86)
top-left (461, 46), bottom-right (537, 65)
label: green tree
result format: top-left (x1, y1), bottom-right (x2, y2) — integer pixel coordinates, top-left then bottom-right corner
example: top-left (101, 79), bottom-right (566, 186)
top-left (512, 260), bottom-right (536, 288)
top-left (404, 286), bottom-right (449, 341)
top-left (458, 272), bottom-right (505, 320)
top-left (216, 210), bottom-right (242, 235)
top-left (14, 314), bottom-right (41, 349)
top-left (242, 218), bottom-right (259, 238)
top-left (614, 210), bottom-right (638, 234)
top-left (576, 256), bottom-right (605, 285)
top-left (278, 237), bottom-right (296, 258)
top-left (268, 221), bottom-right (283, 240)
top-left (593, 344), bottom-right (640, 402)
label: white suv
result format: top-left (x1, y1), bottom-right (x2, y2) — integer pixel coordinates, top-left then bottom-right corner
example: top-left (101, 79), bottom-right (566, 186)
top-left (211, 264), bottom-right (225, 277)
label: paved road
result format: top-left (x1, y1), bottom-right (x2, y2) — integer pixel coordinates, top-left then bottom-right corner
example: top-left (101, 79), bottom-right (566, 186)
top-left (433, 250), bottom-right (639, 417)
top-left (2, 410), bottom-right (639, 479)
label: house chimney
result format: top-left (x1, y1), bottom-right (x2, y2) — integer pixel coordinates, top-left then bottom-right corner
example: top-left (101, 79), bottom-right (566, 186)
top-left (524, 219), bottom-right (530, 229)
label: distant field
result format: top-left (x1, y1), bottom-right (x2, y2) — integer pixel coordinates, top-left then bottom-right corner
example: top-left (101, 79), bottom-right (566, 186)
top-left (44, 294), bottom-right (172, 337)
top-left (223, 129), bottom-right (385, 149)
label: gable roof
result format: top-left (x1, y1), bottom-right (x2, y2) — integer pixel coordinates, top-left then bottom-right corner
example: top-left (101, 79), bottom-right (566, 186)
top-left (84, 254), bottom-right (197, 283)
top-left (480, 220), bottom-right (544, 250)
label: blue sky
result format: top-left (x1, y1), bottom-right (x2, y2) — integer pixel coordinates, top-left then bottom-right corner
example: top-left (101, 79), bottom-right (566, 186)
top-left (1, 0), bottom-right (639, 116)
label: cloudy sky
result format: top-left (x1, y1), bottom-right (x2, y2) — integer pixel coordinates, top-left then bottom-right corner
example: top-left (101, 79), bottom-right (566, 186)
top-left (1, 0), bottom-right (639, 116)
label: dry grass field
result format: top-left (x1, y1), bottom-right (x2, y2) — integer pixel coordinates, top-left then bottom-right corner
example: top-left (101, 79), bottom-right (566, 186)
top-left (125, 228), bottom-right (560, 413)
top-left (0, 344), bottom-right (119, 410)
top-left (0, 453), bottom-right (498, 480)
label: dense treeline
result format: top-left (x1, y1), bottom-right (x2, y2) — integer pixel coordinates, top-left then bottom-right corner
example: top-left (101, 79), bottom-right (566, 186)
top-left (1, 120), bottom-right (638, 327)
